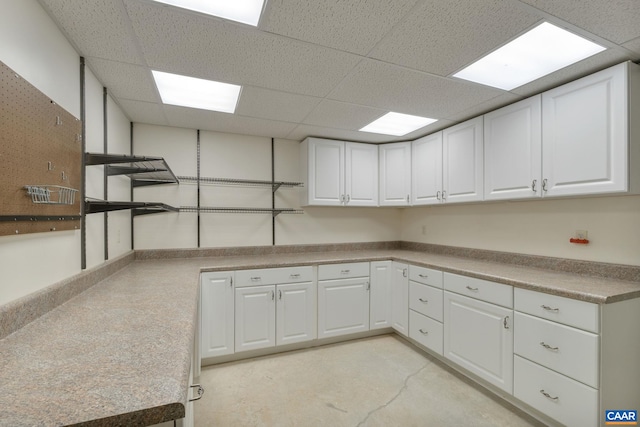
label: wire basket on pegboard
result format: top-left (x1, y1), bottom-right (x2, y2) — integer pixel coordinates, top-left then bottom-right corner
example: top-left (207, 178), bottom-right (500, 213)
top-left (24, 185), bottom-right (78, 205)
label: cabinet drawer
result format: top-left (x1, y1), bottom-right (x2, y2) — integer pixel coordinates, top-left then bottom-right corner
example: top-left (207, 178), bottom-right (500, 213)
top-left (236, 266), bottom-right (313, 287)
top-left (514, 288), bottom-right (599, 333)
top-left (444, 273), bottom-right (513, 308)
top-left (409, 281), bottom-right (443, 322)
top-left (409, 310), bottom-right (443, 355)
top-left (514, 356), bottom-right (598, 427)
top-left (514, 312), bottom-right (599, 388)
top-left (318, 262), bottom-right (369, 280)
top-left (409, 265), bottom-right (443, 288)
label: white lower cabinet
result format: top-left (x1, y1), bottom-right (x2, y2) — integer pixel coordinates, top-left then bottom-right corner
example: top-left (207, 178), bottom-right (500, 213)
top-left (276, 282), bottom-right (317, 346)
top-left (200, 271), bottom-right (235, 358)
top-left (369, 261), bottom-right (392, 330)
top-left (409, 310), bottom-right (443, 355)
top-left (443, 276), bottom-right (513, 393)
top-left (391, 262), bottom-right (409, 336)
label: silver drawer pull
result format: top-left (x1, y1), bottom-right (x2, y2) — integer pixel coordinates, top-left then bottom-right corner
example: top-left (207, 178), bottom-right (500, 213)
top-left (418, 298), bottom-right (428, 304)
top-left (540, 342), bottom-right (559, 351)
top-left (189, 384), bottom-right (205, 402)
top-left (250, 276), bottom-right (261, 281)
top-left (341, 269), bottom-right (351, 274)
top-left (290, 273), bottom-right (300, 278)
top-left (466, 286), bottom-right (479, 292)
top-left (541, 305), bottom-right (559, 312)
top-left (418, 274), bottom-right (428, 279)
top-left (419, 329), bottom-right (429, 335)
top-left (539, 389), bottom-right (558, 401)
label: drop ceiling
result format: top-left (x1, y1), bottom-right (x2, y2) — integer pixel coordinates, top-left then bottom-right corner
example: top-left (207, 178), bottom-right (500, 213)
top-left (38, 0), bottom-right (640, 143)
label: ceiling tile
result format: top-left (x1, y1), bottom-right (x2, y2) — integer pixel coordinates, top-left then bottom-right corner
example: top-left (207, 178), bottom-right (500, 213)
top-left (519, 0), bottom-right (640, 44)
top-left (164, 105), bottom-right (297, 138)
top-left (261, 0), bottom-right (419, 55)
top-left (124, 0), bottom-right (362, 97)
top-left (118, 99), bottom-right (168, 126)
top-left (445, 93), bottom-right (522, 122)
top-left (235, 87), bottom-right (321, 123)
top-left (303, 100), bottom-right (388, 130)
top-left (511, 49), bottom-right (632, 96)
top-left (369, 0), bottom-right (542, 76)
top-left (38, 0), bottom-right (143, 64)
top-left (327, 59), bottom-right (505, 118)
top-left (87, 58), bottom-right (159, 102)
top-left (622, 37), bottom-right (640, 56)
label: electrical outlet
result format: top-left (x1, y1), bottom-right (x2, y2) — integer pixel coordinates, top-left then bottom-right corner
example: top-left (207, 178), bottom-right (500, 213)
top-left (575, 230), bottom-right (588, 240)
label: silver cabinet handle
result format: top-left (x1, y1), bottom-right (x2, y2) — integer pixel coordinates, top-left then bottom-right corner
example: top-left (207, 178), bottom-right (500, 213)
top-left (251, 276), bottom-right (261, 282)
top-left (466, 286), bottom-right (479, 292)
top-left (503, 316), bottom-right (510, 329)
top-left (539, 389), bottom-right (558, 401)
top-left (189, 384), bottom-right (204, 402)
top-left (436, 191), bottom-right (441, 201)
top-left (418, 298), bottom-right (428, 304)
top-left (419, 329), bottom-right (429, 335)
top-left (230, 277), bottom-right (233, 287)
top-left (290, 273), bottom-right (300, 278)
top-left (366, 281), bottom-right (370, 291)
top-left (403, 268), bottom-right (408, 277)
top-left (532, 179), bottom-right (537, 192)
top-left (340, 194), bottom-right (345, 203)
top-left (542, 178), bottom-right (548, 192)
top-left (346, 194), bottom-right (351, 204)
top-left (341, 269), bottom-right (350, 274)
top-left (271, 290), bottom-right (274, 300)
top-left (442, 190), bottom-right (447, 200)
top-left (406, 194), bottom-right (410, 203)
top-left (418, 274), bottom-right (428, 279)
top-left (540, 342), bottom-right (559, 351)
top-left (541, 305), bottom-right (559, 313)
top-left (278, 290), bottom-right (282, 300)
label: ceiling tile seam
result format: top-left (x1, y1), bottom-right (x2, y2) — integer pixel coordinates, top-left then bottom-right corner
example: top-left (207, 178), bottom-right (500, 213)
top-left (118, 0), bottom-right (152, 68)
top-left (512, 0), bottom-right (626, 48)
top-left (361, 0), bottom-right (425, 58)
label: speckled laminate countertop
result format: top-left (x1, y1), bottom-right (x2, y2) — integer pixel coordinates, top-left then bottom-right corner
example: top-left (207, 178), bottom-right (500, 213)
top-left (1, 248), bottom-right (639, 426)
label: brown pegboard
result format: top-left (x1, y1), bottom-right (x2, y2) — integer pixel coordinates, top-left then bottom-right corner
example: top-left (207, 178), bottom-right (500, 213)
top-left (0, 61), bottom-right (81, 236)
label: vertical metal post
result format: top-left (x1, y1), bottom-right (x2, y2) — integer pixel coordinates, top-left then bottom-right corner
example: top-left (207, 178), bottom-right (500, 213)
top-left (197, 130), bottom-right (201, 248)
top-left (130, 122), bottom-right (134, 250)
top-left (103, 87), bottom-right (108, 260)
top-left (272, 137), bottom-right (275, 246)
top-left (80, 57), bottom-right (87, 270)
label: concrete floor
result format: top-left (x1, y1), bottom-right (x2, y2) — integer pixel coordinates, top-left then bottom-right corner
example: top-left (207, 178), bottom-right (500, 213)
top-left (195, 335), bottom-right (544, 426)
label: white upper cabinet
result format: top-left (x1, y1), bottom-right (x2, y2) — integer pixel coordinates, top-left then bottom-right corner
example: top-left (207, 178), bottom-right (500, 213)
top-left (412, 132), bottom-right (443, 205)
top-left (484, 96), bottom-right (542, 201)
top-left (379, 141), bottom-right (412, 206)
top-left (301, 137), bottom-right (378, 206)
top-left (442, 117), bottom-right (484, 203)
top-left (541, 62), bottom-right (638, 197)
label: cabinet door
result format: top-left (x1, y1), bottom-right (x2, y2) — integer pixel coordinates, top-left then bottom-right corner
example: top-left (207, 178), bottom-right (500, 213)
top-left (379, 142), bottom-right (412, 206)
top-left (443, 117), bottom-right (483, 203)
top-left (303, 138), bottom-right (345, 206)
top-left (412, 132), bottom-right (443, 205)
top-left (318, 277), bottom-right (370, 339)
top-left (370, 261), bottom-right (392, 330)
top-left (345, 142), bottom-right (378, 206)
top-left (542, 63), bottom-right (628, 197)
top-left (235, 285), bottom-right (276, 352)
top-left (276, 282), bottom-right (317, 346)
top-left (200, 272), bottom-right (234, 359)
top-left (484, 96), bottom-right (542, 200)
top-left (444, 291), bottom-right (513, 393)
top-left (391, 262), bottom-right (409, 336)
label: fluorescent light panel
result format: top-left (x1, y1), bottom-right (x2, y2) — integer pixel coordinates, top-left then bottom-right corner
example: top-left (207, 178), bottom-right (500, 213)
top-left (152, 70), bottom-right (241, 113)
top-left (152, 0), bottom-right (265, 26)
top-left (453, 22), bottom-right (606, 91)
top-left (360, 112), bottom-right (437, 136)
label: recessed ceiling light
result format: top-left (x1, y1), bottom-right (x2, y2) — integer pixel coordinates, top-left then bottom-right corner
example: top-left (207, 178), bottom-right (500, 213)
top-left (360, 112), bottom-right (438, 136)
top-left (152, 0), bottom-right (265, 26)
top-left (152, 70), bottom-right (241, 113)
top-left (453, 22), bottom-right (606, 91)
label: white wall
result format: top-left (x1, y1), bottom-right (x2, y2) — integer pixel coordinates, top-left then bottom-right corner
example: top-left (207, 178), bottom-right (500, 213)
top-left (401, 195), bottom-right (640, 266)
top-left (0, 1), bottom-right (133, 305)
top-left (132, 125), bottom-right (403, 248)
